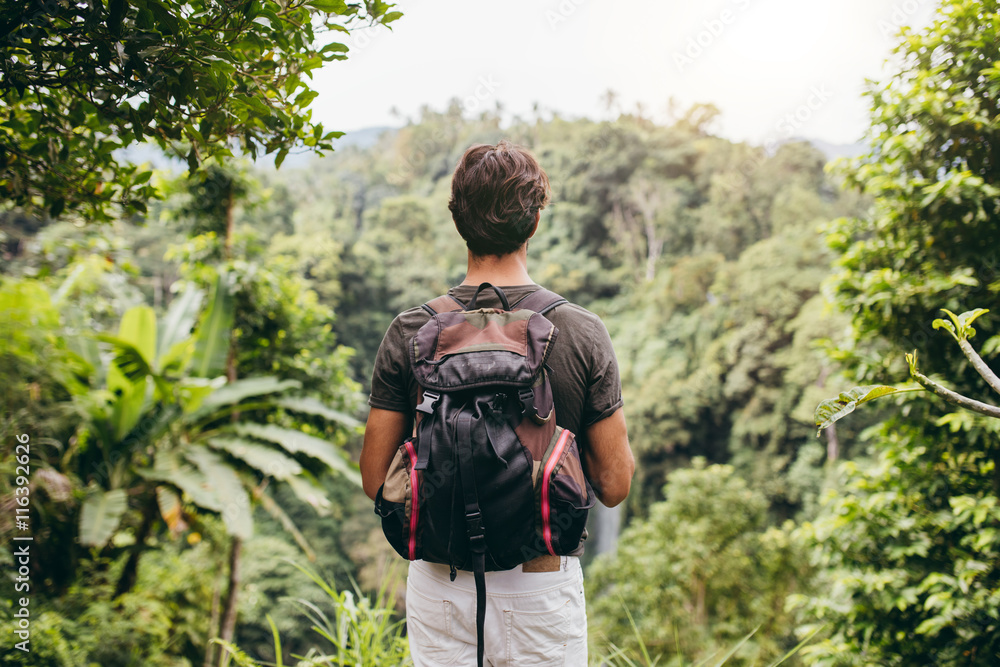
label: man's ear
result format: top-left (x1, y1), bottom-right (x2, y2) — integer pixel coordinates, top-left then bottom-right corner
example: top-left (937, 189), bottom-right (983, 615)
top-left (529, 210), bottom-right (540, 238)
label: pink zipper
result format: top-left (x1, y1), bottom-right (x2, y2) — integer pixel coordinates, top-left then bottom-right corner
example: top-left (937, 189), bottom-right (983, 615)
top-left (404, 439), bottom-right (419, 560)
top-left (541, 430), bottom-right (572, 556)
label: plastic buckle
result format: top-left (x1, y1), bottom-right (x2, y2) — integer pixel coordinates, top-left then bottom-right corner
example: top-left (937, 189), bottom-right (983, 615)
top-left (416, 391), bottom-right (440, 414)
top-left (518, 388), bottom-right (536, 419)
top-left (466, 511), bottom-right (486, 551)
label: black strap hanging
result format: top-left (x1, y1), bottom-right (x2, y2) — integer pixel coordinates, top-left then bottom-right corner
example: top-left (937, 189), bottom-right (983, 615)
top-left (456, 411), bottom-right (488, 667)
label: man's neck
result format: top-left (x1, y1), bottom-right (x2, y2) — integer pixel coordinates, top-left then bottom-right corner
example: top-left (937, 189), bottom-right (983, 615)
top-left (460, 248), bottom-right (534, 287)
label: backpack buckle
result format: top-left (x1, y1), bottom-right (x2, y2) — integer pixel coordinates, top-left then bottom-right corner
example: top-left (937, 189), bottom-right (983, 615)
top-left (518, 388), bottom-right (537, 420)
top-left (416, 391), bottom-right (441, 414)
top-left (466, 511), bottom-right (486, 552)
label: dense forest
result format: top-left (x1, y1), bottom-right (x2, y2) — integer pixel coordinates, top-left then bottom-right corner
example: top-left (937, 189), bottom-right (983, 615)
top-left (1, 0), bottom-right (999, 665)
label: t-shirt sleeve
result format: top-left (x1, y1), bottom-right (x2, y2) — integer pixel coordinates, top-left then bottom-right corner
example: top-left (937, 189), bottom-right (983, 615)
top-left (368, 316), bottom-right (413, 413)
top-left (582, 316), bottom-right (624, 426)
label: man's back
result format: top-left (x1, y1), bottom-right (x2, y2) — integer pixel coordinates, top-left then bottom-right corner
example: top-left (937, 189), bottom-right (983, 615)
top-left (361, 140), bottom-right (633, 666)
top-left (368, 283), bottom-right (623, 452)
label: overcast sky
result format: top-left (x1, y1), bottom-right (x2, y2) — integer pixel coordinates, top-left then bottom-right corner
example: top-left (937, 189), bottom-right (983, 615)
top-left (309, 0), bottom-right (938, 146)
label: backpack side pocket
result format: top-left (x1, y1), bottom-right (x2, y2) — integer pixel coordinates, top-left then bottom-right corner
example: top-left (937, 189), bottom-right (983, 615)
top-left (539, 427), bottom-right (595, 556)
top-left (375, 437), bottom-right (422, 561)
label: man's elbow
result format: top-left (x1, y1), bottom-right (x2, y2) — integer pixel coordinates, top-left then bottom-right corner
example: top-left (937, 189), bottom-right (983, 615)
top-left (362, 477), bottom-right (379, 502)
top-left (358, 449), bottom-right (383, 502)
top-left (599, 484), bottom-right (629, 508)
top-left (595, 457), bottom-right (635, 508)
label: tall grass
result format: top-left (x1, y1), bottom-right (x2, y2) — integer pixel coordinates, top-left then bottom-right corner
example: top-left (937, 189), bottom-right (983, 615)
top-left (213, 563), bottom-right (818, 667)
top-left (213, 558), bottom-right (411, 667)
top-left (597, 597), bottom-right (822, 667)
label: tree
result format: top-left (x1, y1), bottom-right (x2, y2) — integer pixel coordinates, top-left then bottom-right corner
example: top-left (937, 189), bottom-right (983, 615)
top-left (0, 0), bottom-right (402, 220)
top-left (588, 459), bottom-right (808, 665)
top-left (826, 0), bottom-right (1000, 395)
top-left (0, 259), bottom-right (361, 665)
top-left (795, 1), bottom-right (1000, 663)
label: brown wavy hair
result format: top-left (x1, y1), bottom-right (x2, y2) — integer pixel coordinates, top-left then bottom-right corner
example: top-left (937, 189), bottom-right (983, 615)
top-left (448, 140), bottom-right (551, 256)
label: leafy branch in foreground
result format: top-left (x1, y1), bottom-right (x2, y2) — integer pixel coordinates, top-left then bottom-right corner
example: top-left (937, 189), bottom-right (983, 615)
top-left (815, 308), bottom-right (1000, 433)
top-left (0, 0), bottom-right (402, 220)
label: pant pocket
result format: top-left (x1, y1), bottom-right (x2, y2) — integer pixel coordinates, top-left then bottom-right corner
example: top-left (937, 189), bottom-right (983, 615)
top-left (503, 600), bottom-right (570, 666)
top-left (406, 584), bottom-right (468, 666)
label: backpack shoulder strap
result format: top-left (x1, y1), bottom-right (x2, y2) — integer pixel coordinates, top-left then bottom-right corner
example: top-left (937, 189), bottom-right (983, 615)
top-left (511, 288), bottom-right (567, 316)
top-left (422, 294), bottom-right (468, 316)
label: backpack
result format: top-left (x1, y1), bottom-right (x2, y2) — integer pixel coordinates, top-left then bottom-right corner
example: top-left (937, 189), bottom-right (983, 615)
top-left (374, 282), bottom-right (595, 667)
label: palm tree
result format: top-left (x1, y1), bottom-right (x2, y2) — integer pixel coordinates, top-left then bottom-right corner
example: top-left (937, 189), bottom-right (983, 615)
top-left (66, 271), bottom-right (360, 607)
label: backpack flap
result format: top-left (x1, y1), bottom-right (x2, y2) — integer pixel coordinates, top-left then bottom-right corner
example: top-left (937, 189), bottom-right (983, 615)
top-left (410, 309), bottom-right (559, 391)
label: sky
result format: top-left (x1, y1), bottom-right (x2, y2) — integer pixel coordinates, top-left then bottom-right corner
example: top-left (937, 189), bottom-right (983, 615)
top-left (309, 0), bottom-right (939, 147)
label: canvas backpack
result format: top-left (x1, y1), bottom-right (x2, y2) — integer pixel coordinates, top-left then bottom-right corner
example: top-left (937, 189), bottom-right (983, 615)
top-left (374, 282), bottom-right (596, 667)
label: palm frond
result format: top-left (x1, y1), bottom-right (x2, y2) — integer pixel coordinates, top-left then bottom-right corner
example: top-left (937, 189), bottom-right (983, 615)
top-left (208, 436), bottom-right (304, 480)
top-left (78, 487), bottom-right (128, 547)
top-left (192, 271), bottom-right (234, 378)
top-left (184, 445), bottom-right (253, 539)
top-left (235, 423), bottom-right (361, 487)
top-left (274, 396), bottom-right (362, 429)
top-left (136, 451), bottom-right (224, 513)
top-left (193, 377), bottom-right (302, 418)
top-left (157, 284), bottom-right (204, 364)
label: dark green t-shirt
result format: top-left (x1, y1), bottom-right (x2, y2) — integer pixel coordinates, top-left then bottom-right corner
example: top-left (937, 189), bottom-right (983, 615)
top-left (367, 283), bottom-right (624, 444)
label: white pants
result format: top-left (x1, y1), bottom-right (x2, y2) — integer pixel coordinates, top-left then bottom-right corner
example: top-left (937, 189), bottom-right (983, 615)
top-left (405, 557), bottom-right (588, 666)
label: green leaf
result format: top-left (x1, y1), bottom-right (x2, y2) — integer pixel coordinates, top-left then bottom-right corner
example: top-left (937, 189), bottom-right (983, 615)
top-left (382, 11), bottom-right (403, 24)
top-left (159, 338), bottom-right (196, 376)
top-left (185, 445), bottom-right (253, 539)
top-left (148, 0), bottom-right (182, 34)
top-left (933, 317), bottom-right (960, 342)
top-left (767, 624), bottom-right (824, 666)
top-left (815, 385), bottom-right (923, 435)
top-left (273, 396), bottom-right (361, 428)
top-left (209, 638), bottom-right (260, 667)
top-left (274, 147), bottom-right (289, 169)
top-left (192, 376), bottom-right (301, 418)
top-left (52, 261), bottom-right (89, 306)
top-left (137, 451), bottom-right (224, 512)
top-left (207, 436), bottom-right (304, 480)
top-left (711, 626), bottom-right (759, 667)
top-left (234, 423), bottom-right (361, 486)
top-left (306, 0), bottom-right (349, 12)
top-left (285, 474), bottom-right (333, 516)
top-left (157, 283), bottom-right (204, 365)
top-left (982, 334), bottom-right (1000, 358)
top-left (104, 305), bottom-right (157, 440)
top-left (294, 89), bottom-right (318, 108)
top-left (192, 272), bottom-right (234, 378)
top-left (78, 487), bottom-right (129, 547)
top-left (156, 485), bottom-right (187, 534)
top-left (118, 305), bottom-right (158, 369)
top-left (177, 376), bottom-right (226, 413)
top-left (97, 334), bottom-right (154, 384)
top-left (938, 308), bottom-right (991, 340)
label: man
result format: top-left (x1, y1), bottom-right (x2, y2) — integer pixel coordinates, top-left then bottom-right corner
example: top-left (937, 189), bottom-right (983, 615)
top-left (361, 140), bottom-right (634, 666)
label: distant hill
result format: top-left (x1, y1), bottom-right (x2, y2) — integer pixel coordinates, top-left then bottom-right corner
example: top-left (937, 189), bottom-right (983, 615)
top-left (334, 125), bottom-right (397, 150)
top-left (806, 138), bottom-right (867, 161)
top-left (115, 126), bottom-right (863, 172)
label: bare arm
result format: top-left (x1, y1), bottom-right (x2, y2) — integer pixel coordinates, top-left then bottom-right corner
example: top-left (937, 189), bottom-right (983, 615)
top-left (360, 407), bottom-right (412, 501)
top-left (582, 407), bottom-right (634, 507)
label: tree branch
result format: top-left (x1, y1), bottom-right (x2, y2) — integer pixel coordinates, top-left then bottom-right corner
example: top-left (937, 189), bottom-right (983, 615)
top-left (958, 337), bottom-right (1000, 396)
top-left (909, 367), bottom-right (1000, 420)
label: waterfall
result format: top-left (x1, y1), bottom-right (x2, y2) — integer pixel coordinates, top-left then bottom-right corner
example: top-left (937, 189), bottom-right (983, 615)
top-left (587, 502), bottom-right (623, 560)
